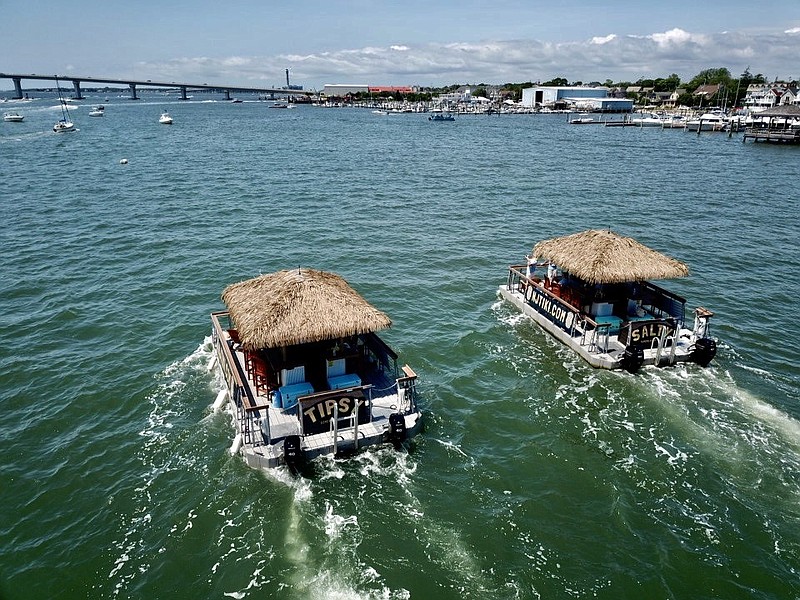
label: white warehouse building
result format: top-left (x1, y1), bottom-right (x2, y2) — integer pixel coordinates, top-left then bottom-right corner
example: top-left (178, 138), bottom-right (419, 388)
top-left (522, 86), bottom-right (632, 112)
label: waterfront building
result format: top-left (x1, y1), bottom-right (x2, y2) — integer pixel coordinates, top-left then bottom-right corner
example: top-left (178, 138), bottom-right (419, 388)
top-left (521, 86), bottom-right (632, 112)
top-left (322, 84), bottom-right (370, 97)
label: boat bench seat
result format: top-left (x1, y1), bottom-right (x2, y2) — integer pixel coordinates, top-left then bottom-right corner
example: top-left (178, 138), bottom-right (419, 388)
top-left (275, 382), bottom-right (314, 410)
top-left (593, 315), bottom-right (623, 335)
top-left (327, 373), bottom-right (362, 391)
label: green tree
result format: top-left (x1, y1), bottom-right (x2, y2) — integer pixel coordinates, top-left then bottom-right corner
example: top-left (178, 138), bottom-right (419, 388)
top-left (686, 67), bottom-right (733, 91)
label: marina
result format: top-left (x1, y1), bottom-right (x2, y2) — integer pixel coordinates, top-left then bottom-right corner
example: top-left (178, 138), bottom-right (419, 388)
top-left (743, 104), bottom-right (800, 143)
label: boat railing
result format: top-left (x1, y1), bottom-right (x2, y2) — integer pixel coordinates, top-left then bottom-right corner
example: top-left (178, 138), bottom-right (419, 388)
top-left (508, 266), bottom-right (612, 353)
top-left (396, 365), bottom-right (419, 413)
top-left (583, 318), bottom-right (611, 353)
top-left (638, 281), bottom-right (686, 327)
top-left (211, 310), bottom-right (264, 446)
top-left (363, 332), bottom-right (399, 378)
top-left (297, 385), bottom-right (374, 437)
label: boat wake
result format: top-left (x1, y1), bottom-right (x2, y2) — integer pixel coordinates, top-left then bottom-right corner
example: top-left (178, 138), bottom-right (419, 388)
top-left (107, 337), bottom-right (444, 599)
top-left (491, 297), bottom-right (800, 593)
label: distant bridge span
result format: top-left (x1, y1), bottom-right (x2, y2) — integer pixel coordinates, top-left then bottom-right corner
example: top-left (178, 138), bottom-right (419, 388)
top-left (0, 73), bottom-right (313, 100)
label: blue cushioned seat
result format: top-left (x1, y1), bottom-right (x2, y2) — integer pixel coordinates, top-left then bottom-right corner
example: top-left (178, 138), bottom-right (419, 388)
top-left (594, 315), bottom-right (623, 335)
top-left (327, 373), bottom-right (362, 390)
top-left (278, 382), bottom-right (314, 409)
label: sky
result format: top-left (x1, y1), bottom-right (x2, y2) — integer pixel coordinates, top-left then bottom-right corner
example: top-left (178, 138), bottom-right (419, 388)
top-left (2, 0), bottom-right (800, 91)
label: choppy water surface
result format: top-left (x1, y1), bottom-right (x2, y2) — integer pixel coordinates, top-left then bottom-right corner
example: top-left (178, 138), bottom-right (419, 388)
top-left (1, 95), bottom-right (799, 599)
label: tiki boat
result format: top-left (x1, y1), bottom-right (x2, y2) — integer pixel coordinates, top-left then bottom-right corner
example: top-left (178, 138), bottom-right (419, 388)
top-left (498, 230), bottom-right (717, 372)
top-left (210, 268), bottom-right (423, 472)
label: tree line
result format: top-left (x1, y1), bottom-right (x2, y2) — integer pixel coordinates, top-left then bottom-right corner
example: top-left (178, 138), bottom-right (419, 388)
top-left (358, 67), bottom-right (777, 107)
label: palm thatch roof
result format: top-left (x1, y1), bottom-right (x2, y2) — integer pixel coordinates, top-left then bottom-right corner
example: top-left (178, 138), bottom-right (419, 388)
top-left (532, 229), bottom-right (689, 284)
top-left (222, 268), bottom-right (391, 351)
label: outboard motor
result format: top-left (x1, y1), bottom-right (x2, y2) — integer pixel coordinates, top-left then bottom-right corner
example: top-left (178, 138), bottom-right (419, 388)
top-left (283, 435), bottom-right (303, 474)
top-left (621, 345), bottom-right (645, 374)
top-left (388, 413), bottom-right (407, 449)
top-left (691, 337), bottom-right (717, 367)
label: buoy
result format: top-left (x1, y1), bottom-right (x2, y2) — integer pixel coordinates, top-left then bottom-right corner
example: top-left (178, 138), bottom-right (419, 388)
top-left (119, 158), bottom-right (128, 164)
top-left (213, 389), bottom-right (228, 411)
top-left (229, 433), bottom-right (243, 455)
top-left (207, 355), bottom-right (217, 372)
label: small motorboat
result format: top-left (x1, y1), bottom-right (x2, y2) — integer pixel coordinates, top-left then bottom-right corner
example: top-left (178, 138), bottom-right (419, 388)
top-left (88, 107), bottom-right (104, 117)
top-left (159, 111), bottom-right (173, 124)
top-left (569, 114), bottom-right (596, 124)
top-left (685, 111), bottom-right (728, 132)
top-left (3, 112), bottom-right (24, 122)
top-left (429, 113), bottom-right (455, 121)
top-left (53, 119), bottom-right (76, 133)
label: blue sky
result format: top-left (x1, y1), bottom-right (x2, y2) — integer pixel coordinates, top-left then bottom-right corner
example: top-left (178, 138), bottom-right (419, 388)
top-left (2, 0), bottom-right (799, 90)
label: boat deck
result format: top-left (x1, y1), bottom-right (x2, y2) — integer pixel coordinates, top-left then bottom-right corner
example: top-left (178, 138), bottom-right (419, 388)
top-left (498, 284), bottom-right (697, 369)
top-left (214, 330), bottom-right (422, 468)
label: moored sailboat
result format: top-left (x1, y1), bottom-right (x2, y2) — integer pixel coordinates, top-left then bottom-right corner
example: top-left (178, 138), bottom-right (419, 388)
top-left (53, 76), bottom-right (75, 133)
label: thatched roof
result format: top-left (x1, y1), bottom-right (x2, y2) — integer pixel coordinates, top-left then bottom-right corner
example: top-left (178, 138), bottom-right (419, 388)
top-left (532, 229), bottom-right (689, 284)
top-left (756, 104), bottom-right (800, 118)
top-left (222, 268), bottom-right (391, 351)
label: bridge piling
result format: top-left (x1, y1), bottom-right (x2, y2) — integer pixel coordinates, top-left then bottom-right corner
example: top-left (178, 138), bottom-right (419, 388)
top-left (72, 80), bottom-right (83, 100)
top-left (12, 77), bottom-right (22, 100)
top-left (129, 83), bottom-right (138, 100)
top-left (180, 86), bottom-right (188, 100)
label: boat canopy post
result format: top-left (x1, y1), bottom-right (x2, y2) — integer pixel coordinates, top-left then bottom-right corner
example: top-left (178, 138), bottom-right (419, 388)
top-left (332, 402), bottom-right (339, 455)
top-left (353, 404), bottom-right (359, 451)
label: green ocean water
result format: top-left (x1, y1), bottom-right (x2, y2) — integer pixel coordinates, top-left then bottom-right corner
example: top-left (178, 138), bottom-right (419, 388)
top-left (1, 95), bottom-right (799, 599)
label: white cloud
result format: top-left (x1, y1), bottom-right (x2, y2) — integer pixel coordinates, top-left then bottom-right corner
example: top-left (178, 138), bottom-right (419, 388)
top-left (131, 27), bottom-right (800, 89)
top-left (591, 34), bottom-right (617, 45)
top-left (649, 28), bottom-right (700, 46)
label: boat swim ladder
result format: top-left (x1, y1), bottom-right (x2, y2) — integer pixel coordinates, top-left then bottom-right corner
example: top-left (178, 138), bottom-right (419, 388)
top-left (330, 403), bottom-right (359, 455)
top-left (651, 327), bottom-right (677, 366)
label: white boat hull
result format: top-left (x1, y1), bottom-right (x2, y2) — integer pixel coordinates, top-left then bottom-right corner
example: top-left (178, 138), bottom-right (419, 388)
top-left (210, 311), bottom-right (423, 471)
top-left (53, 120), bottom-right (75, 133)
top-left (498, 284), bottom-right (707, 370)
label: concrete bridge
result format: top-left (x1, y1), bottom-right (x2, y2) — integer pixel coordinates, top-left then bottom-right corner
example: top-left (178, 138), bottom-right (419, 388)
top-left (0, 72), bottom-right (313, 101)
